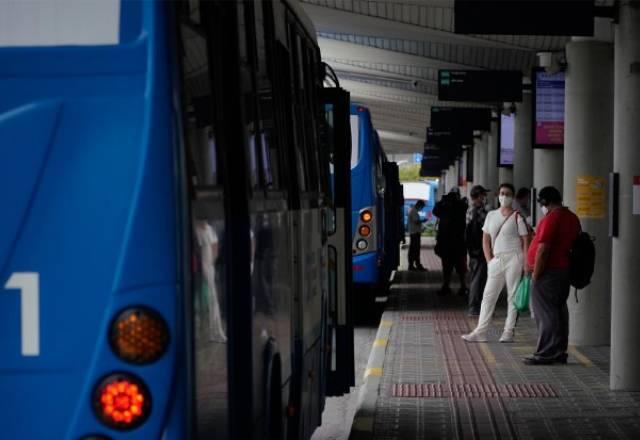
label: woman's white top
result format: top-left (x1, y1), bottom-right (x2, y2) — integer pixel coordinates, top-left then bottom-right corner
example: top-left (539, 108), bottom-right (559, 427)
top-left (482, 209), bottom-right (529, 255)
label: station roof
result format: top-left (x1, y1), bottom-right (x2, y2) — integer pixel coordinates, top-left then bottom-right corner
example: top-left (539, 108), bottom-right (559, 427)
top-left (303, 0), bottom-right (613, 153)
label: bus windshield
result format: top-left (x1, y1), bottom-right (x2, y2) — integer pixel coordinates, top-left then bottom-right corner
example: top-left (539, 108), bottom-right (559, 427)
top-left (0, 0), bottom-right (122, 47)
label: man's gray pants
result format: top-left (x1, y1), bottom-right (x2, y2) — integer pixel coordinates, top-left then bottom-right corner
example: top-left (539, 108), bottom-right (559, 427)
top-left (468, 256), bottom-right (487, 314)
top-left (531, 269), bottom-right (571, 359)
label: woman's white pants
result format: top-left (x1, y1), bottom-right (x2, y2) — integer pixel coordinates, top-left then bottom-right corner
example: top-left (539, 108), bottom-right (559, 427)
top-left (473, 251), bottom-right (523, 335)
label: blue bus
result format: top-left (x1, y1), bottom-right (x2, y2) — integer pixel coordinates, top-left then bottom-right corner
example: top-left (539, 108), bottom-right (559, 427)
top-left (350, 105), bottom-right (402, 294)
top-left (0, 1), bottom-right (354, 439)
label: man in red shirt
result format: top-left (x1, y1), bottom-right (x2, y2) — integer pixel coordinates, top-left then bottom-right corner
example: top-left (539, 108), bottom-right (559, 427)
top-left (524, 186), bottom-right (581, 365)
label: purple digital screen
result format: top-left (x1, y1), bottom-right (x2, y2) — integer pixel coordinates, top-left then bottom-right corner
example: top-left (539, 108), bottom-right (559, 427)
top-left (534, 71), bottom-right (565, 147)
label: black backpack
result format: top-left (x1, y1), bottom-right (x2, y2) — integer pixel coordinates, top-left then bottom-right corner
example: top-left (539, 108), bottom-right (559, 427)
top-left (569, 231), bottom-right (596, 291)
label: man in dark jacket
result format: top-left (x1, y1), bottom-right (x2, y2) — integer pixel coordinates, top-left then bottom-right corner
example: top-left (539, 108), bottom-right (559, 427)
top-left (433, 187), bottom-right (468, 296)
top-left (466, 185), bottom-right (489, 315)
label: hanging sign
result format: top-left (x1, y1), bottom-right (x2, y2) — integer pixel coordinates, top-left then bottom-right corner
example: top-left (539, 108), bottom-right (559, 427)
top-left (576, 176), bottom-right (606, 219)
top-left (634, 176), bottom-right (640, 216)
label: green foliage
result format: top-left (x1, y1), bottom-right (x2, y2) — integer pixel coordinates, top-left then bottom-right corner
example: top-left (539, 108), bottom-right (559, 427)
top-left (398, 164), bottom-right (421, 182)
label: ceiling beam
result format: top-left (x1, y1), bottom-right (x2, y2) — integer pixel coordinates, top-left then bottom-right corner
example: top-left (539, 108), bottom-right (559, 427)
top-left (319, 37), bottom-right (481, 71)
top-left (327, 59), bottom-right (438, 87)
top-left (378, 130), bottom-right (425, 146)
top-left (305, 3), bottom-right (533, 51)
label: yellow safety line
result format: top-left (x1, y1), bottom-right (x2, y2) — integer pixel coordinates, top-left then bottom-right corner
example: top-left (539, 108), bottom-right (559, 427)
top-left (479, 343), bottom-right (496, 365)
top-left (352, 416), bottom-right (374, 432)
top-left (364, 367), bottom-right (383, 378)
top-left (512, 346), bottom-right (537, 354)
top-left (373, 338), bottom-right (388, 348)
top-left (569, 346), bottom-right (594, 367)
top-left (380, 320), bottom-right (393, 327)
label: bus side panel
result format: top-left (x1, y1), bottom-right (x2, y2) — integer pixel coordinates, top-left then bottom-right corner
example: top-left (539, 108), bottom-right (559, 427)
top-left (350, 108), bottom-right (379, 287)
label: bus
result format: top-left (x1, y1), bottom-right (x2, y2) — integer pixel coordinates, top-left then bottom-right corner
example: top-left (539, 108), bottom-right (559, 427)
top-left (0, 1), bottom-right (354, 439)
top-left (350, 105), bottom-right (402, 296)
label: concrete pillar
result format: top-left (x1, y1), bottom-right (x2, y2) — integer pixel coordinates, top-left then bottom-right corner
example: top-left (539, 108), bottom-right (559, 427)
top-left (487, 120), bottom-right (500, 206)
top-left (563, 40), bottom-right (614, 347)
top-left (514, 90), bottom-right (534, 192)
top-left (462, 149), bottom-right (468, 193)
top-left (473, 134), bottom-right (488, 189)
top-left (446, 164), bottom-right (457, 192)
top-left (533, 149), bottom-right (563, 225)
top-left (611, 1), bottom-right (640, 391)
top-left (499, 167), bottom-right (513, 185)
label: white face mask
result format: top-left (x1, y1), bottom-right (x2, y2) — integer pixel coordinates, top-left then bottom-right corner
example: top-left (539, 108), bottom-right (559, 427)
top-left (499, 195), bottom-right (513, 208)
top-left (541, 206), bottom-right (549, 216)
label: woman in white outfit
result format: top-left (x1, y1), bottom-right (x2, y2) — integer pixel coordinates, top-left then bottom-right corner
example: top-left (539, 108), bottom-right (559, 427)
top-left (462, 183), bottom-right (530, 343)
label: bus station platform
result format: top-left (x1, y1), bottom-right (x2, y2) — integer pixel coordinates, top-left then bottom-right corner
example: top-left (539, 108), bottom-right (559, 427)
top-left (350, 242), bottom-right (640, 440)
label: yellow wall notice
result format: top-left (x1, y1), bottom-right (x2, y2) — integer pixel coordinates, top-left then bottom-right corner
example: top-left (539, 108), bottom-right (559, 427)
top-left (576, 176), bottom-right (606, 219)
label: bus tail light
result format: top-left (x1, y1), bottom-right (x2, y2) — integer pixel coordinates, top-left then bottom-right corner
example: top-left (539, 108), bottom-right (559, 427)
top-left (360, 210), bottom-right (373, 222)
top-left (356, 239), bottom-right (368, 250)
top-left (358, 225), bottom-right (371, 237)
top-left (110, 307), bottom-right (169, 364)
top-left (93, 373), bottom-right (151, 430)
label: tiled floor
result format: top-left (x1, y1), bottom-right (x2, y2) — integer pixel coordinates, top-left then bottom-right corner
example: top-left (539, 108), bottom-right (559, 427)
top-left (372, 243), bottom-right (640, 439)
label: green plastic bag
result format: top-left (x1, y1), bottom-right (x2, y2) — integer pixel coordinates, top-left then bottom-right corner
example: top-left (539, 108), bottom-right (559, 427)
top-left (514, 275), bottom-right (531, 313)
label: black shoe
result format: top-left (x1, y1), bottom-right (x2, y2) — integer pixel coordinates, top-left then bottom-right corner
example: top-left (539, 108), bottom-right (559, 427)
top-left (552, 353), bottom-right (568, 364)
top-left (408, 265), bottom-right (417, 271)
top-left (457, 287), bottom-right (469, 297)
top-left (523, 355), bottom-right (555, 365)
top-left (416, 265), bottom-right (428, 272)
top-left (467, 309), bottom-right (480, 317)
top-left (437, 286), bottom-right (452, 296)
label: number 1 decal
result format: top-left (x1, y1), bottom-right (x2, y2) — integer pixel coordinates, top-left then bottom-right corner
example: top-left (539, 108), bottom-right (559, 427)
top-left (5, 273), bottom-right (40, 356)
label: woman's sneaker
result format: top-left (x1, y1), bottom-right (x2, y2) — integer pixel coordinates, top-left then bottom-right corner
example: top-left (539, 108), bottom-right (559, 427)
top-left (499, 330), bottom-right (515, 343)
top-left (461, 332), bottom-right (487, 342)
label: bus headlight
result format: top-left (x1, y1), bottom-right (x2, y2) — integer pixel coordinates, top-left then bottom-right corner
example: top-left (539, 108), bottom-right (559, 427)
top-left (356, 239), bottom-right (368, 251)
top-left (93, 373), bottom-right (151, 430)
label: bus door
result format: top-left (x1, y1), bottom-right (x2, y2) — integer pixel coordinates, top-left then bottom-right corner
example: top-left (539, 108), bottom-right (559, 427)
top-left (382, 162), bottom-right (402, 273)
top-left (321, 86), bottom-right (355, 396)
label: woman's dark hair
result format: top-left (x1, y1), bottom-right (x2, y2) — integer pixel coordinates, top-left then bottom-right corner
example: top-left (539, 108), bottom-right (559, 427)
top-left (537, 186), bottom-right (562, 206)
top-left (516, 187), bottom-right (531, 200)
top-left (498, 183), bottom-right (515, 195)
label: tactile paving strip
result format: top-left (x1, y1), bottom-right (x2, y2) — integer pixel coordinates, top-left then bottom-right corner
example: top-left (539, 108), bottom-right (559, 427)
top-left (392, 383), bottom-right (558, 398)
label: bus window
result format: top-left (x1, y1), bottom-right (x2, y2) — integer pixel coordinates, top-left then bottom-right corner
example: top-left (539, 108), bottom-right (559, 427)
top-left (0, 0), bottom-right (123, 47)
top-left (239, 0), bottom-right (262, 190)
top-left (256, 2), bottom-right (280, 190)
top-left (350, 115), bottom-right (359, 169)
top-left (179, 4), bottom-right (229, 438)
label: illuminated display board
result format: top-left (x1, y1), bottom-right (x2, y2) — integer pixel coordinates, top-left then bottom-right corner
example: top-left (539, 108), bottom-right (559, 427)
top-left (499, 114), bottom-right (515, 166)
top-left (533, 70), bottom-right (565, 148)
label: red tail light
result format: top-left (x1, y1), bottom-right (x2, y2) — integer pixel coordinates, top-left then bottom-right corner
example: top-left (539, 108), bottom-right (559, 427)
top-left (93, 373), bottom-right (151, 430)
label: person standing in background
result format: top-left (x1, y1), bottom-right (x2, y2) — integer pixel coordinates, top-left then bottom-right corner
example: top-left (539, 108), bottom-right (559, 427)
top-left (462, 183), bottom-right (530, 343)
top-left (524, 186), bottom-right (581, 365)
top-left (466, 185), bottom-right (490, 316)
top-left (407, 200), bottom-right (427, 271)
top-left (514, 187), bottom-right (532, 223)
top-left (433, 187), bottom-right (469, 296)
